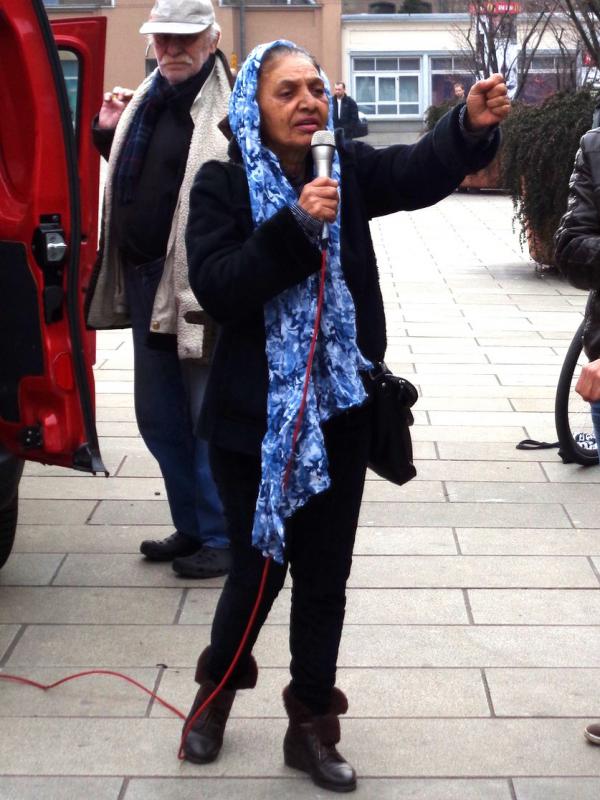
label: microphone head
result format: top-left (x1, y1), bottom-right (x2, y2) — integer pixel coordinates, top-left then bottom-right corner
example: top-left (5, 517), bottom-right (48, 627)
top-left (311, 130), bottom-right (335, 148)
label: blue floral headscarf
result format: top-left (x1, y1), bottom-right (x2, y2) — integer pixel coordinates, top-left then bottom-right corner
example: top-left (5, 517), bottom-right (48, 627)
top-left (229, 40), bottom-right (371, 563)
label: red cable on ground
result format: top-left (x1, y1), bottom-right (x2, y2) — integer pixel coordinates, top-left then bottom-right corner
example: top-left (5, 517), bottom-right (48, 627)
top-left (0, 669), bottom-right (186, 719)
top-left (282, 247), bottom-right (327, 490)
top-left (1, 248), bottom-right (325, 759)
top-left (0, 555), bottom-right (272, 749)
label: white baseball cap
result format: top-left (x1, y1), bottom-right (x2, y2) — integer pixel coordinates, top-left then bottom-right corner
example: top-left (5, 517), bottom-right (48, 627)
top-left (139, 0), bottom-right (215, 35)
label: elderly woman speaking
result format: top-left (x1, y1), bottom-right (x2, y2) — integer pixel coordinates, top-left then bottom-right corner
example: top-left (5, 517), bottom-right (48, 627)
top-left (182, 40), bottom-right (509, 792)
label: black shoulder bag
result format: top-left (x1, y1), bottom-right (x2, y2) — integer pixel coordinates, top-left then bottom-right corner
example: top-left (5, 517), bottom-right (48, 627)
top-left (366, 362), bottom-right (418, 486)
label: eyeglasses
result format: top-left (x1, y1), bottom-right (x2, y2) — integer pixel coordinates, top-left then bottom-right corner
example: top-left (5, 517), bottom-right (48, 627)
top-left (152, 32), bottom-right (202, 47)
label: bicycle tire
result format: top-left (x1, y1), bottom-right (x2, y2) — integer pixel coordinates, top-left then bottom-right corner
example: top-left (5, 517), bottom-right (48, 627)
top-left (555, 321), bottom-right (599, 466)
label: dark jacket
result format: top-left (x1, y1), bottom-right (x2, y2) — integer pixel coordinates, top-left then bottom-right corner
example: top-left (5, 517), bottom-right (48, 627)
top-left (555, 128), bottom-right (600, 359)
top-left (186, 104), bottom-right (500, 455)
top-left (332, 94), bottom-right (359, 139)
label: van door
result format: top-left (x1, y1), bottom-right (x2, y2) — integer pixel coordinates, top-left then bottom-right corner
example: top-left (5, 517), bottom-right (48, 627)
top-left (0, 1), bottom-right (106, 473)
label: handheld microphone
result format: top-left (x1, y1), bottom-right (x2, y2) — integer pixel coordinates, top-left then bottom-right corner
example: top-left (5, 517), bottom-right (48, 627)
top-left (311, 130), bottom-right (336, 248)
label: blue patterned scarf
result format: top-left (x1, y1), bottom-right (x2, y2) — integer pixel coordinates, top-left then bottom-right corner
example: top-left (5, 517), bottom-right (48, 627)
top-left (229, 41), bottom-right (371, 563)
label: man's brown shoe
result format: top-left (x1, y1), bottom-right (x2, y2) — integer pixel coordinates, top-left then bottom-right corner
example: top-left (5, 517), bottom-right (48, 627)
top-left (585, 723), bottom-right (600, 744)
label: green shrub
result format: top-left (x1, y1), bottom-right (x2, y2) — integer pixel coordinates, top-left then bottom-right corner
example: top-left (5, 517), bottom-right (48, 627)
top-left (501, 90), bottom-right (598, 253)
top-left (423, 99), bottom-right (455, 131)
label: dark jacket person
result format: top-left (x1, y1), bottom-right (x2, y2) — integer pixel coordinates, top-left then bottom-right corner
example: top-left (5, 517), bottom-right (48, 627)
top-left (332, 81), bottom-right (359, 139)
top-left (182, 39), bottom-right (509, 793)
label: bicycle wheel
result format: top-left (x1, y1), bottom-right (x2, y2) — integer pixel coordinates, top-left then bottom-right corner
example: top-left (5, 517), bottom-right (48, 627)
top-left (555, 321), bottom-right (599, 466)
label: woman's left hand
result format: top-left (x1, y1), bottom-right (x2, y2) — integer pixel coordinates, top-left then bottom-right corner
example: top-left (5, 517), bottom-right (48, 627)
top-left (465, 74), bottom-right (511, 130)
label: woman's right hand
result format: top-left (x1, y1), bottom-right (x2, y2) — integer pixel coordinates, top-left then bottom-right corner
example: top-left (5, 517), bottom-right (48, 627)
top-left (98, 86), bottom-right (134, 130)
top-left (298, 177), bottom-right (339, 223)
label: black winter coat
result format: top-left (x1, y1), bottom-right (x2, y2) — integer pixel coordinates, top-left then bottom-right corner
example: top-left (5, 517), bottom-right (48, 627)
top-left (555, 128), bottom-right (600, 360)
top-left (186, 104), bottom-right (500, 455)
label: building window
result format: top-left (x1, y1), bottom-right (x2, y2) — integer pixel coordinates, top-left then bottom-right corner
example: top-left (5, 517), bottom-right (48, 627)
top-left (352, 56), bottom-right (421, 117)
top-left (219, 0), bottom-right (316, 5)
top-left (44, 0), bottom-right (114, 7)
top-left (519, 53), bottom-right (576, 104)
top-left (429, 55), bottom-right (473, 106)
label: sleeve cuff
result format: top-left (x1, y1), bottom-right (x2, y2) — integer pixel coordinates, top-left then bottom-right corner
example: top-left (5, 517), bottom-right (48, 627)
top-left (290, 202), bottom-right (322, 246)
top-left (458, 104), bottom-right (498, 147)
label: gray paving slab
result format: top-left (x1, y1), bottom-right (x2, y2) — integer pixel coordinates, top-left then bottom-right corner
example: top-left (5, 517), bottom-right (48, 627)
top-left (0, 554), bottom-right (64, 586)
top-left (457, 528), bottom-right (600, 555)
top-left (358, 502), bottom-right (571, 528)
top-left (12, 524), bottom-right (171, 554)
top-left (53, 554), bottom-right (221, 587)
top-left (348, 555), bottom-right (597, 588)
top-left (19, 476), bottom-right (166, 500)
top-left (89, 500), bottom-right (173, 525)
top-left (447, 480), bottom-right (600, 504)
top-left (411, 425), bottom-right (527, 442)
top-left (0, 587), bottom-right (182, 624)
top-left (543, 462), bottom-right (600, 482)
top-left (568, 504), bottom-right (600, 528)
top-left (116, 454), bottom-right (162, 477)
top-left (468, 589), bottom-right (600, 624)
top-left (124, 777), bottom-right (513, 800)
top-left (16, 500), bottom-right (97, 525)
top-left (0, 625), bottom-right (20, 660)
top-left (0, 778), bottom-right (123, 800)
top-left (361, 479), bottom-right (446, 502)
top-left (513, 778), bottom-right (600, 799)
top-left (436, 441), bottom-right (561, 461)
top-left (353, 527), bottom-right (457, 555)
top-left (485, 669), bottom-right (600, 717)
top-left (2, 718), bottom-right (600, 777)
top-left (154, 666), bottom-right (489, 718)
top-left (10, 624), bottom-right (600, 669)
top-left (414, 460), bottom-right (546, 482)
top-left (180, 587), bottom-right (469, 625)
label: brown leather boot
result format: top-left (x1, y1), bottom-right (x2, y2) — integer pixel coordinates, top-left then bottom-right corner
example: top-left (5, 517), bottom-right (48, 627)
top-left (282, 685), bottom-right (357, 793)
top-left (181, 647), bottom-right (258, 764)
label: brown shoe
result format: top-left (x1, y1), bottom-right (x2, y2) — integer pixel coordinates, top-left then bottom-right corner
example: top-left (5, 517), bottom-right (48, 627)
top-left (282, 685), bottom-right (356, 793)
top-left (585, 722), bottom-right (600, 744)
top-left (182, 682), bottom-right (235, 764)
top-left (181, 647), bottom-right (258, 764)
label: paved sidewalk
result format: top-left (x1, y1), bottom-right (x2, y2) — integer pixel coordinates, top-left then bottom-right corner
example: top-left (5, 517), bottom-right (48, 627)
top-left (2, 191), bottom-right (600, 799)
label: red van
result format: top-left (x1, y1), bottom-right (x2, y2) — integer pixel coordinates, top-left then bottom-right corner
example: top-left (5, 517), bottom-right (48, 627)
top-left (0, 0), bottom-right (107, 567)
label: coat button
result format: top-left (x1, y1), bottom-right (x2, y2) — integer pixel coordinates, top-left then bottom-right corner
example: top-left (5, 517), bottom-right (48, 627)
top-left (151, 321), bottom-right (160, 331)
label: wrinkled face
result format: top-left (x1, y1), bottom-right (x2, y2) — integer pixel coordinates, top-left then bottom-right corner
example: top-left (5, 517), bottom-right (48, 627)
top-left (257, 53), bottom-right (330, 161)
top-left (333, 83), bottom-right (345, 98)
top-left (152, 29), bottom-right (218, 85)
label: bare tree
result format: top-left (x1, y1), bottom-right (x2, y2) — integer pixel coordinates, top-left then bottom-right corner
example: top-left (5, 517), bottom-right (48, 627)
top-left (558, 0), bottom-right (600, 67)
top-left (454, 0), bottom-right (560, 101)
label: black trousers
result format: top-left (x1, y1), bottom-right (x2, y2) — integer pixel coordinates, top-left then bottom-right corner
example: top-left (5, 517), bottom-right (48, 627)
top-left (206, 403), bottom-right (371, 714)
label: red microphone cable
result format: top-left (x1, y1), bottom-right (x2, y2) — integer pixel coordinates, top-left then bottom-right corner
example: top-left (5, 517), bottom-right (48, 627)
top-left (282, 247), bottom-right (327, 490)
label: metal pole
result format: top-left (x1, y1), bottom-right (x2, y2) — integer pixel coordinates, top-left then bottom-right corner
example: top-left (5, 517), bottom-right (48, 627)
top-left (239, 0), bottom-right (246, 60)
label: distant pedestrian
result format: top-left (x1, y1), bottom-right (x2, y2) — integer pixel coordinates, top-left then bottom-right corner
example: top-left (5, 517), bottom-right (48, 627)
top-left (332, 81), bottom-right (359, 140)
top-left (453, 81), bottom-right (466, 103)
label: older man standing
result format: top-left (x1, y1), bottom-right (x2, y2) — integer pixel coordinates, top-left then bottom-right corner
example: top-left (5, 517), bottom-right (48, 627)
top-left (86, 0), bottom-right (232, 578)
